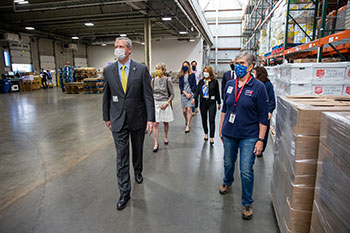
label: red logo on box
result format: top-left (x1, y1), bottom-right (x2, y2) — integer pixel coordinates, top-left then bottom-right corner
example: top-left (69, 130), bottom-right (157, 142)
top-left (346, 86), bottom-right (350, 95)
top-left (314, 86), bottom-right (323, 94)
top-left (316, 69), bottom-right (325, 78)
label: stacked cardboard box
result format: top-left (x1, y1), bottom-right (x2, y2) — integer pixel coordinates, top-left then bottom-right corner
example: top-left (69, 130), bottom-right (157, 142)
top-left (83, 78), bottom-right (104, 94)
top-left (309, 112), bottom-right (350, 233)
top-left (65, 82), bottom-right (84, 94)
top-left (270, 62), bottom-right (350, 96)
top-left (74, 67), bottom-right (97, 82)
top-left (271, 96), bottom-right (350, 233)
top-left (23, 76), bottom-right (41, 91)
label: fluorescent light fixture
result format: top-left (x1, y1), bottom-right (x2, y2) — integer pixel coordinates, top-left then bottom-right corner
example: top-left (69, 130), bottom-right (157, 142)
top-left (72, 36), bottom-right (79, 39)
top-left (85, 22), bottom-right (94, 26)
top-left (25, 27), bottom-right (35, 30)
top-left (141, 42), bottom-right (145, 45)
top-left (179, 31), bottom-right (188, 35)
top-left (120, 34), bottom-right (127, 37)
top-left (101, 43), bottom-right (107, 46)
top-left (18, 1), bottom-right (29, 4)
top-left (162, 17), bottom-right (172, 21)
top-left (189, 39), bottom-right (195, 42)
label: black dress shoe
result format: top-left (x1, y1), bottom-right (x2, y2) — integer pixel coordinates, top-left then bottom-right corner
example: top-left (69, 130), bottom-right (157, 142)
top-left (135, 173), bottom-right (143, 184)
top-left (116, 193), bottom-right (130, 210)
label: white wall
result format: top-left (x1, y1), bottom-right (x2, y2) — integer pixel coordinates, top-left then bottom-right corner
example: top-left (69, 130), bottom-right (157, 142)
top-left (87, 38), bottom-right (203, 73)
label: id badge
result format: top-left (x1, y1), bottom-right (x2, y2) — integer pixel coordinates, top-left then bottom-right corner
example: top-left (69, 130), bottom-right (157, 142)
top-left (229, 113), bottom-right (236, 124)
top-left (113, 96), bottom-right (119, 102)
top-left (227, 86), bottom-right (233, 94)
top-left (210, 96), bottom-right (215, 100)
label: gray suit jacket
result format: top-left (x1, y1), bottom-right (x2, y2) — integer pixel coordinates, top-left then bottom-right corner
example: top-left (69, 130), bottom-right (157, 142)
top-left (102, 60), bottom-right (155, 132)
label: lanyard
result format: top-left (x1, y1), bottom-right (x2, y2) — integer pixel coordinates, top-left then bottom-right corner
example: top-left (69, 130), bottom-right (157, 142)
top-left (234, 75), bottom-right (252, 107)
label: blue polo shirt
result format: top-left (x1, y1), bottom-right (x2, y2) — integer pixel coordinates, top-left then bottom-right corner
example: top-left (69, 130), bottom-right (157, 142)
top-left (222, 76), bottom-right (269, 139)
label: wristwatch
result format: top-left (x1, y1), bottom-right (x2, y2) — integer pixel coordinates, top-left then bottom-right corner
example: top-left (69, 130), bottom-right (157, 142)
top-left (258, 138), bottom-right (264, 142)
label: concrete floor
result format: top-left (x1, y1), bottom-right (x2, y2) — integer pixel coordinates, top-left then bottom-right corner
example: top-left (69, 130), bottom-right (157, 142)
top-left (0, 87), bottom-right (279, 233)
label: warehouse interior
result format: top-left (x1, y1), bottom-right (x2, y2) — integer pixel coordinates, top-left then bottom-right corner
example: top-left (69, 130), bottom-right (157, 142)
top-left (0, 0), bottom-right (349, 233)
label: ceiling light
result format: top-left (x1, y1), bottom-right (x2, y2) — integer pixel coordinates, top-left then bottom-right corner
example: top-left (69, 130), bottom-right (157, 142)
top-left (162, 17), bottom-right (172, 21)
top-left (101, 44), bottom-right (107, 46)
top-left (141, 42), bottom-right (145, 45)
top-left (189, 39), bottom-right (195, 42)
top-left (25, 27), bottom-right (35, 30)
top-left (179, 31), bottom-right (188, 35)
top-left (85, 22), bottom-right (94, 27)
top-left (17, 1), bottom-right (29, 4)
top-left (72, 36), bottom-right (79, 39)
top-left (120, 34), bottom-right (127, 37)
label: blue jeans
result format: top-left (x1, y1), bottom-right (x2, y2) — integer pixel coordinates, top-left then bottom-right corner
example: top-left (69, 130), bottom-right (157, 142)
top-left (222, 135), bottom-right (258, 207)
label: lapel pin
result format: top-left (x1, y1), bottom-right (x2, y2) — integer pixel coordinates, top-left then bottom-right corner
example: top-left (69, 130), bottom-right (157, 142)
top-left (133, 67), bottom-right (136, 70)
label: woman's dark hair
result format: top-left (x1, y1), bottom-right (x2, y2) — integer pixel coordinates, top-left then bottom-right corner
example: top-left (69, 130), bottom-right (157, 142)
top-left (254, 66), bottom-right (270, 83)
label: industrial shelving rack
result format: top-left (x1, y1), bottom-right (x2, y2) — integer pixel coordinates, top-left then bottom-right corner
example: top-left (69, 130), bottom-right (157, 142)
top-left (242, 0), bottom-right (350, 63)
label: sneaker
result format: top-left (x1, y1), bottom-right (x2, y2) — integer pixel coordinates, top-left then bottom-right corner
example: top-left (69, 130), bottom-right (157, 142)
top-left (242, 206), bottom-right (253, 220)
top-left (219, 184), bottom-right (231, 195)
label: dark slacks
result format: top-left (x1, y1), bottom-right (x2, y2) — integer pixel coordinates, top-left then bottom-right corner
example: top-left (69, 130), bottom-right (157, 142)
top-left (262, 119), bottom-right (270, 152)
top-left (112, 119), bottom-right (145, 195)
top-left (199, 99), bottom-right (217, 138)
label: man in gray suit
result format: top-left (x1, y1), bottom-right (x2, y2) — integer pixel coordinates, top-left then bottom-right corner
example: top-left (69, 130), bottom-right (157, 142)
top-left (103, 37), bottom-right (155, 210)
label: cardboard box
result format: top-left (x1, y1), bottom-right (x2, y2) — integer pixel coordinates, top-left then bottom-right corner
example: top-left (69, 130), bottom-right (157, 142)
top-left (312, 63), bottom-right (346, 83)
top-left (320, 112), bottom-right (350, 166)
top-left (312, 85), bottom-right (343, 95)
top-left (277, 96), bottom-right (350, 136)
top-left (343, 85), bottom-right (350, 95)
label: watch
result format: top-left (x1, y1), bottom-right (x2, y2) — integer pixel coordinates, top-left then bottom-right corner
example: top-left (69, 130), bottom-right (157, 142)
top-left (258, 138), bottom-right (264, 142)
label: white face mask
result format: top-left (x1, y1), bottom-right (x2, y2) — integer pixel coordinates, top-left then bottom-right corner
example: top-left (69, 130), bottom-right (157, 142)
top-left (203, 72), bottom-right (210, 78)
top-left (114, 48), bottom-right (127, 61)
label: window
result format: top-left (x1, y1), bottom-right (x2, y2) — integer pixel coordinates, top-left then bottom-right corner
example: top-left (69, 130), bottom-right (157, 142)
top-left (3, 50), bottom-right (10, 67)
top-left (12, 64), bottom-right (33, 73)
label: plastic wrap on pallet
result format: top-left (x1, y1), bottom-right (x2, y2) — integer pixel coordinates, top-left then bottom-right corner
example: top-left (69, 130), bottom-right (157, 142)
top-left (271, 155), bottom-right (313, 233)
top-left (272, 96), bottom-right (350, 233)
top-left (276, 96), bottom-right (350, 136)
top-left (320, 112), bottom-right (350, 166)
top-left (310, 141), bottom-right (350, 233)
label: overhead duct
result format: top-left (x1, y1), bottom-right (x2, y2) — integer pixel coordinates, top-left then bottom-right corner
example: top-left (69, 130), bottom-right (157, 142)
top-left (174, 0), bottom-right (214, 46)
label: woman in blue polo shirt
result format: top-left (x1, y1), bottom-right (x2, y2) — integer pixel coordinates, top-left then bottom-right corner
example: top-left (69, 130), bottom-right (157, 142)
top-left (218, 51), bottom-right (269, 221)
top-left (253, 66), bottom-right (276, 158)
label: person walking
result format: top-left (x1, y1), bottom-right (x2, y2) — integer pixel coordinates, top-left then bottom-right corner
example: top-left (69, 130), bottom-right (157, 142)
top-left (192, 66), bottom-right (221, 146)
top-left (102, 37), bottom-right (155, 211)
top-left (41, 69), bottom-right (48, 89)
top-left (191, 60), bottom-right (202, 114)
top-left (152, 62), bottom-right (175, 152)
top-left (253, 66), bottom-right (275, 157)
top-left (219, 51), bottom-right (269, 220)
top-left (221, 59), bottom-right (235, 99)
top-left (46, 70), bottom-right (54, 88)
top-left (179, 61), bottom-right (196, 133)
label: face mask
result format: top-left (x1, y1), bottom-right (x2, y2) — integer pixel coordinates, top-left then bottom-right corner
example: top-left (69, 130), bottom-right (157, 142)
top-left (203, 72), bottom-right (210, 78)
top-left (230, 63), bottom-right (235, 70)
top-left (234, 64), bottom-right (248, 78)
top-left (155, 70), bottom-right (163, 77)
top-left (182, 66), bottom-right (189, 72)
top-left (114, 48), bottom-right (126, 61)
top-left (192, 66), bottom-right (196, 71)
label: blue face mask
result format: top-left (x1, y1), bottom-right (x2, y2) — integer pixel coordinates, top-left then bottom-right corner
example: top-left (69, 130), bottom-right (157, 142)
top-left (182, 66), bottom-right (189, 72)
top-left (234, 64), bottom-right (248, 78)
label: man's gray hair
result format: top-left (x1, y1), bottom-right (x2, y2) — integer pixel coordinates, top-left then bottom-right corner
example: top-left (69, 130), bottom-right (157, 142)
top-left (115, 37), bottom-right (132, 48)
top-left (235, 51), bottom-right (256, 66)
